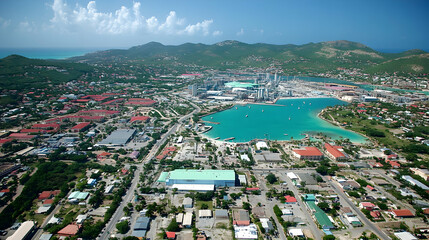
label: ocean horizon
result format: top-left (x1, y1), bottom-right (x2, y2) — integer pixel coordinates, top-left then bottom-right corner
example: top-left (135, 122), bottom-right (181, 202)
top-left (0, 48), bottom-right (107, 60)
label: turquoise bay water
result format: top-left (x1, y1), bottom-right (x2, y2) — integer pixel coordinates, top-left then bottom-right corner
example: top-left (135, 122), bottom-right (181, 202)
top-left (0, 48), bottom-right (104, 59)
top-left (202, 98), bottom-right (367, 143)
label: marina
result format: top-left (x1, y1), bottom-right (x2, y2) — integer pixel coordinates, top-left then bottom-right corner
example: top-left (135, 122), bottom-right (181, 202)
top-left (202, 98), bottom-right (367, 143)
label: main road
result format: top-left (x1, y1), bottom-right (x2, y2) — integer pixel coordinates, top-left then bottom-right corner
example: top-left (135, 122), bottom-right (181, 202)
top-left (98, 103), bottom-right (200, 240)
top-left (324, 177), bottom-right (391, 240)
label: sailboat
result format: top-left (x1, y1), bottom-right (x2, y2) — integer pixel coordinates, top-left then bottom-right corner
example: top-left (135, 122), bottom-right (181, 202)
top-left (262, 109), bottom-right (264, 112)
top-left (245, 115), bottom-right (248, 118)
top-left (298, 107), bottom-right (300, 110)
top-left (289, 117), bottom-right (291, 120)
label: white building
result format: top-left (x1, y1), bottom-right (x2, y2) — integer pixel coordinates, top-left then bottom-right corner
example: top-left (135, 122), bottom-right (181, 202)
top-left (234, 224), bottom-right (258, 239)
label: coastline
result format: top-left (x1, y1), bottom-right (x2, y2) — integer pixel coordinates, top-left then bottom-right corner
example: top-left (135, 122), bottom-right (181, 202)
top-left (200, 97), bottom-right (367, 145)
top-left (317, 109), bottom-right (370, 145)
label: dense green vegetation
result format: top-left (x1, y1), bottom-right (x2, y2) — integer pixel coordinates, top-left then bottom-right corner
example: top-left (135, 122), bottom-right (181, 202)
top-left (70, 40), bottom-right (429, 74)
top-left (0, 162), bottom-right (83, 229)
top-left (0, 55), bottom-right (95, 90)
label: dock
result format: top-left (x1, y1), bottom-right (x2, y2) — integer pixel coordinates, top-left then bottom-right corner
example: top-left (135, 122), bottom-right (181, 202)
top-left (200, 120), bottom-right (220, 125)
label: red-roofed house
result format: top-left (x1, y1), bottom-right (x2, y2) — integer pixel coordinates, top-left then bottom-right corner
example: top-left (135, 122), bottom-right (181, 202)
top-left (292, 147), bottom-right (323, 160)
top-left (0, 139), bottom-right (13, 146)
top-left (43, 199), bottom-right (54, 206)
top-left (366, 185), bottom-right (375, 191)
top-left (359, 202), bottom-right (376, 211)
top-left (38, 191), bottom-right (53, 200)
top-left (390, 209), bottom-right (414, 218)
top-left (284, 195), bottom-right (297, 204)
top-left (38, 190), bottom-right (61, 200)
top-left (57, 224), bottom-right (81, 237)
top-left (156, 146), bottom-right (177, 160)
top-left (8, 133), bottom-right (36, 141)
top-left (370, 210), bottom-right (382, 220)
top-left (125, 98), bottom-right (157, 106)
top-left (246, 188), bottom-right (260, 191)
top-left (130, 116), bottom-right (150, 123)
top-left (324, 143), bottom-right (346, 161)
top-left (97, 152), bottom-right (111, 161)
top-left (368, 161), bottom-right (383, 168)
top-left (71, 122), bottom-right (91, 132)
top-left (77, 109), bottom-right (119, 116)
top-left (386, 160), bottom-right (400, 168)
top-left (166, 232), bottom-right (176, 239)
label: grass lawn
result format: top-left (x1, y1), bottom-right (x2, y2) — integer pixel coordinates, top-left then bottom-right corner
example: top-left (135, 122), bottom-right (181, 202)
top-left (196, 200), bottom-right (213, 210)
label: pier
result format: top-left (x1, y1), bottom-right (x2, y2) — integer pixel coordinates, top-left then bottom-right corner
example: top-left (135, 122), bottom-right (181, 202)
top-left (200, 120), bottom-right (220, 125)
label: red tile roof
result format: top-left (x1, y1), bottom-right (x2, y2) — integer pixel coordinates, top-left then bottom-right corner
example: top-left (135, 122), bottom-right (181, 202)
top-left (71, 122), bottom-right (90, 130)
top-left (9, 133), bottom-right (36, 140)
top-left (325, 143), bottom-right (345, 159)
top-left (246, 188), bottom-right (260, 191)
top-left (391, 209), bottom-right (414, 217)
top-left (58, 224), bottom-right (81, 236)
top-left (32, 123), bottom-right (60, 129)
top-left (125, 98), bottom-right (157, 106)
top-left (370, 210), bottom-right (381, 218)
top-left (284, 195), bottom-right (297, 203)
top-left (293, 147), bottom-right (323, 157)
top-left (130, 116), bottom-right (150, 123)
top-left (166, 232), bottom-right (176, 239)
top-left (0, 139), bottom-right (13, 145)
top-left (43, 199), bottom-right (54, 205)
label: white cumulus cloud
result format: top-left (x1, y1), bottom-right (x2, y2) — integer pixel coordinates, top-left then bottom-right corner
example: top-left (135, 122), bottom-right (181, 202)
top-left (49, 0), bottom-right (216, 36)
top-left (236, 28), bottom-right (244, 36)
top-left (212, 30), bottom-right (222, 36)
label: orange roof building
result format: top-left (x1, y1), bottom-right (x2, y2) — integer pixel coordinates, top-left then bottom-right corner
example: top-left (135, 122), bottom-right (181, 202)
top-left (284, 195), bottom-right (297, 204)
top-left (292, 147), bottom-right (323, 160)
top-left (166, 232), bottom-right (176, 239)
top-left (57, 224), bottom-right (81, 237)
top-left (324, 143), bottom-right (346, 161)
top-left (130, 116), bottom-right (150, 123)
top-left (391, 209), bottom-right (414, 218)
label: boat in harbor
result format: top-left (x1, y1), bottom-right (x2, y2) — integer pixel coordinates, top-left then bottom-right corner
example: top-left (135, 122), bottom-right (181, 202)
top-left (224, 137), bottom-right (235, 141)
top-left (284, 133), bottom-right (288, 136)
top-left (262, 109), bottom-right (264, 112)
top-left (214, 137), bottom-right (220, 140)
top-left (245, 115), bottom-right (248, 117)
top-left (288, 117), bottom-right (291, 120)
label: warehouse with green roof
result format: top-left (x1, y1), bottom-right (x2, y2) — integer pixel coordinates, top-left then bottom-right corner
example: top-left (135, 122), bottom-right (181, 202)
top-left (160, 169), bottom-right (237, 187)
top-left (304, 194), bottom-right (335, 230)
top-left (225, 81), bottom-right (257, 89)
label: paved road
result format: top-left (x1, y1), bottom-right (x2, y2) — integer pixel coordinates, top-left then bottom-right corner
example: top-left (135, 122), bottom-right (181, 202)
top-left (32, 203), bottom-right (62, 239)
top-left (283, 176), bottom-right (322, 240)
top-left (98, 103), bottom-right (200, 239)
top-left (324, 177), bottom-right (391, 240)
top-left (257, 178), bottom-right (287, 240)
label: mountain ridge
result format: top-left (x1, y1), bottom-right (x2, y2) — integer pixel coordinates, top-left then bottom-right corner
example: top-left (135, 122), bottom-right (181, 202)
top-left (67, 40), bottom-right (428, 73)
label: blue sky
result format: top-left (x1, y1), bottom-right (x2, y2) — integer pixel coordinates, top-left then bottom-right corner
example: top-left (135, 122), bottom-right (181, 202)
top-left (0, 0), bottom-right (428, 51)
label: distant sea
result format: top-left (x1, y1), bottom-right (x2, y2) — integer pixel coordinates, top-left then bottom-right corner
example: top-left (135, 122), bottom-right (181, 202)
top-left (0, 48), bottom-right (105, 60)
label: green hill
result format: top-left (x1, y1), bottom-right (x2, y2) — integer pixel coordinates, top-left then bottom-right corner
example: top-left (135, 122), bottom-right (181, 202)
top-left (71, 40), bottom-right (427, 73)
top-left (0, 55), bottom-right (94, 90)
top-left (366, 53), bottom-right (429, 74)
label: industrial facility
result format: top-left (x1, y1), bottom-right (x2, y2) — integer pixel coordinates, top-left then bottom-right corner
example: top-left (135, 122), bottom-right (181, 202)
top-left (157, 169), bottom-right (237, 190)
